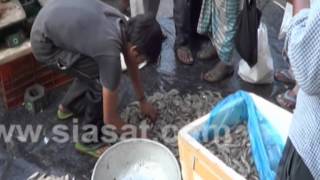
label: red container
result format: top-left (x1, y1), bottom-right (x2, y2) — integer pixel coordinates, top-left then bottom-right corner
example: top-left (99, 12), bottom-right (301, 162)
top-left (0, 54), bottom-right (72, 109)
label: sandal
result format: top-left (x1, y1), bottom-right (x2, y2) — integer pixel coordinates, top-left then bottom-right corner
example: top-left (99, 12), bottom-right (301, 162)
top-left (57, 109), bottom-right (74, 120)
top-left (202, 63), bottom-right (234, 83)
top-left (75, 143), bottom-right (109, 159)
top-left (275, 69), bottom-right (295, 85)
top-left (176, 46), bottom-right (194, 65)
top-left (57, 105), bottom-right (74, 120)
top-left (276, 90), bottom-right (297, 110)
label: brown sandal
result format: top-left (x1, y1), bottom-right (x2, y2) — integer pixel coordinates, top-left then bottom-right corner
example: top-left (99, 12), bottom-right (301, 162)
top-left (276, 90), bottom-right (296, 111)
top-left (275, 69), bottom-right (295, 85)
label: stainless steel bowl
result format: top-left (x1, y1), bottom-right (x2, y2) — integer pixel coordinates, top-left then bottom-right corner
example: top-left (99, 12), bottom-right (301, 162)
top-left (92, 139), bottom-right (181, 180)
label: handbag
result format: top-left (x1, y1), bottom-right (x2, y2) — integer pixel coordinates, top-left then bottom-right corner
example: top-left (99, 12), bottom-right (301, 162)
top-left (235, 0), bottom-right (262, 67)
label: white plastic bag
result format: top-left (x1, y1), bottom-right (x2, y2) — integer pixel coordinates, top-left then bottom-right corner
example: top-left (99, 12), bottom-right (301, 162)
top-left (238, 23), bottom-right (274, 84)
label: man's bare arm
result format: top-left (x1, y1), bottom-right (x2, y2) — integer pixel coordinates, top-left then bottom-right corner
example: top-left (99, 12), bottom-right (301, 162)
top-left (124, 57), bottom-right (146, 102)
top-left (102, 87), bottom-right (125, 130)
top-left (124, 56), bottom-right (158, 120)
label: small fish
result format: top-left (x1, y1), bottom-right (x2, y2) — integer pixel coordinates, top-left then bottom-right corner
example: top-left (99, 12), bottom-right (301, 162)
top-left (205, 123), bottom-right (259, 179)
top-left (121, 89), bottom-right (222, 161)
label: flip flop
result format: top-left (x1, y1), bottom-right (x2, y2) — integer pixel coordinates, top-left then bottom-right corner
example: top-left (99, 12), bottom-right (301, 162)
top-left (75, 143), bottom-right (109, 159)
top-left (57, 109), bottom-right (74, 120)
top-left (275, 69), bottom-right (295, 85)
top-left (176, 46), bottom-right (194, 65)
top-left (276, 90), bottom-right (296, 110)
top-left (202, 64), bottom-right (234, 83)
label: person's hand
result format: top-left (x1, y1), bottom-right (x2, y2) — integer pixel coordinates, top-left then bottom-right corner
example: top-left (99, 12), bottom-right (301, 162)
top-left (140, 100), bottom-right (158, 122)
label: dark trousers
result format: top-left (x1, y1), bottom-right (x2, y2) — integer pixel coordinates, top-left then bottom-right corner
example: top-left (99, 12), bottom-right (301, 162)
top-left (143, 0), bottom-right (160, 17)
top-left (277, 138), bottom-right (313, 180)
top-left (173, 0), bottom-right (203, 49)
top-left (48, 57), bottom-right (104, 136)
top-left (31, 30), bottom-right (104, 141)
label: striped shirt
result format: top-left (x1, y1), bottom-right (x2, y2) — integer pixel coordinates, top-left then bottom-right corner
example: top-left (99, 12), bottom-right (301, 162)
top-left (286, 2), bottom-right (320, 179)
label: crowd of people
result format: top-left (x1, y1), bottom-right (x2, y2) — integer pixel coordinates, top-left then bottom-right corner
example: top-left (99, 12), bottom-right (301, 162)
top-left (29, 0), bottom-right (319, 179)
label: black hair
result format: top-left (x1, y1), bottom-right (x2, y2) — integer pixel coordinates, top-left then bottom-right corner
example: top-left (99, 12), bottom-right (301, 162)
top-left (127, 14), bottom-right (165, 63)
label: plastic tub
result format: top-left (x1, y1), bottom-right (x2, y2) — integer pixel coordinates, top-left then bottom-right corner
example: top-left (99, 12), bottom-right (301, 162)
top-left (178, 93), bottom-right (292, 180)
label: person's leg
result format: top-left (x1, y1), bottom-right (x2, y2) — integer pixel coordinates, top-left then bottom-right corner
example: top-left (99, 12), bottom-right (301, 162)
top-left (277, 138), bottom-right (313, 180)
top-left (197, 41), bottom-right (218, 60)
top-left (190, 0), bottom-right (203, 36)
top-left (202, 61), bottom-right (234, 82)
top-left (190, 0), bottom-right (217, 60)
top-left (276, 84), bottom-right (299, 111)
top-left (31, 32), bottom-right (107, 156)
top-left (50, 52), bottom-right (101, 119)
top-left (202, 0), bottom-right (240, 82)
top-left (60, 56), bottom-right (102, 118)
top-left (174, 0), bottom-right (194, 64)
top-left (57, 57), bottom-right (109, 151)
top-left (275, 68), bottom-right (295, 85)
top-left (195, 0), bottom-right (218, 60)
top-left (143, 0), bottom-right (160, 17)
top-left (57, 78), bottom-right (88, 120)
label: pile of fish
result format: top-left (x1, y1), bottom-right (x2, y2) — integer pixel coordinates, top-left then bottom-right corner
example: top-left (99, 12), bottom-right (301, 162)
top-left (120, 89), bottom-right (222, 158)
top-left (204, 123), bottom-right (259, 180)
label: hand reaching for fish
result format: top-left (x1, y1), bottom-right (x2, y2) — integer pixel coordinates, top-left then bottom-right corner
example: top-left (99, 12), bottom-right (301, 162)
top-left (121, 89), bottom-right (223, 158)
top-left (140, 100), bottom-right (159, 122)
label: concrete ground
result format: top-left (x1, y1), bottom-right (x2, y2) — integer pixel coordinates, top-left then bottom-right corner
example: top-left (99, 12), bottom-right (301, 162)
top-left (0, 1), bottom-right (290, 179)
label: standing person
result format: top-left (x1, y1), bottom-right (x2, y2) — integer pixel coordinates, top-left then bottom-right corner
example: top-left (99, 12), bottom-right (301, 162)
top-left (31, 0), bottom-right (163, 155)
top-left (174, 0), bottom-right (216, 64)
top-left (197, 0), bottom-right (241, 82)
top-left (277, 0), bottom-right (320, 179)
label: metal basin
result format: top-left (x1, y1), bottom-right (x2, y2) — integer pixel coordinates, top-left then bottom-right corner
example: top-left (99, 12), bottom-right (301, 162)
top-left (92, 139), bottom-right (181, 180)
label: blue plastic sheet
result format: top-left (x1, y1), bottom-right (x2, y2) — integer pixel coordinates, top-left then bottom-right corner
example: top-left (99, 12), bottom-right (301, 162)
top-left (193, 91), bottom-right (285, 180)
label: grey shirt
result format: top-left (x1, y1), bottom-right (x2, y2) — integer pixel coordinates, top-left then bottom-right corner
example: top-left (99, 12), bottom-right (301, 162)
top-left (31, 0), bottom-right (127, 90)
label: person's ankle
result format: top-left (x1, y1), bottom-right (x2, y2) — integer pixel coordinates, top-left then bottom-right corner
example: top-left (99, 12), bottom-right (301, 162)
top-left (59, 105), bottom-right (71, 113)
top-left (287, 90), bottom-right (297, 97)
top-left (217, 61), bottom-right (232, 68)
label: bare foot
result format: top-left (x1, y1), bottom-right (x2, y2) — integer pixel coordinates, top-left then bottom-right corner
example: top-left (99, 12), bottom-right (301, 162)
top-left (202, 62), bottom-right (234, 83)
top-left (176, 46), bottom-right (194, 65)
top-left (197, 41), bottom-right (218, 60)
